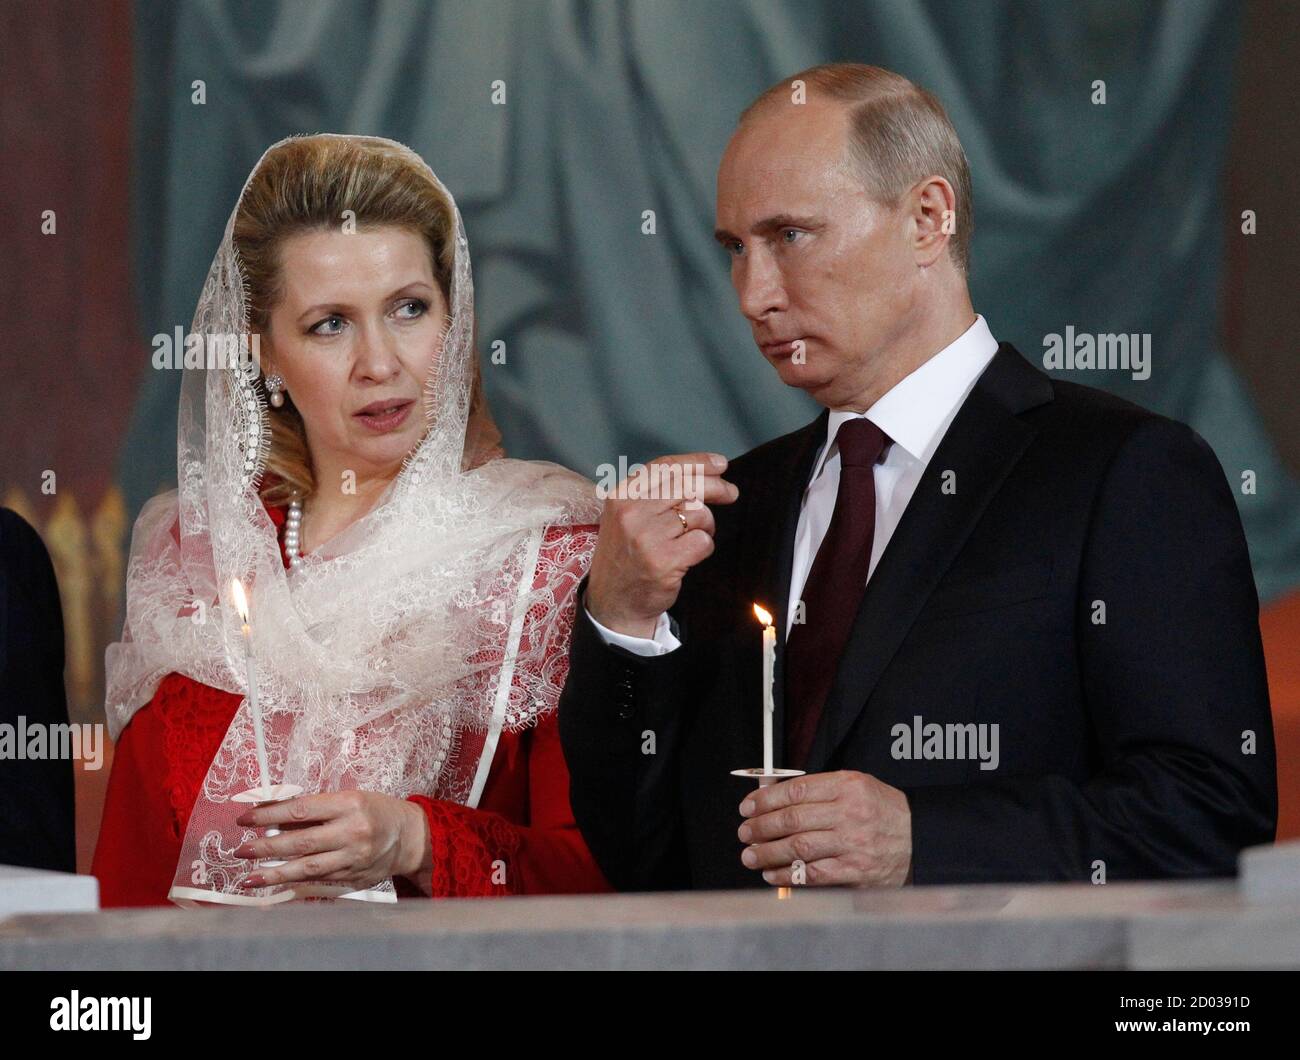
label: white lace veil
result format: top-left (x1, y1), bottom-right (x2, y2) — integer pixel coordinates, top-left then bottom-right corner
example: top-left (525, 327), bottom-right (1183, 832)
top-left (104, 134), bottom-right (600, 906)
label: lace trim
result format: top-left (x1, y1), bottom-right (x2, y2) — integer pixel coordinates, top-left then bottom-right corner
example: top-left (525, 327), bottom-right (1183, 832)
top-left (404, 523), bottom-right (597, 897)
top-left (156, 503), bottom-right (289, 840)
top-left (508, 522), bottom-right (596, 721)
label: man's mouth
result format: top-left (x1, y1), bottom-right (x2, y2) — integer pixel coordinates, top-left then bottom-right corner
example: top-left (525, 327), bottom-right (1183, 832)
top-left (354, 398), bottom-right (415, 432)
top-left (759, 338), bottom-right (804, 359)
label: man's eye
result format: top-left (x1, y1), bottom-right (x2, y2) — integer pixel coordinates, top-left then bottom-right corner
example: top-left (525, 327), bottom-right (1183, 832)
top-left (781, 228), bottom-right (802, 244)
top-left (726, 240), bottom-right (744, 256)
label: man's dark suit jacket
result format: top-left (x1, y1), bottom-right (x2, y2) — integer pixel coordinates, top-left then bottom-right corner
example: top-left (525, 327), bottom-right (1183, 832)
top-left (559, 344), bottom-right (1277, 889)
top-left (0, 508), bottom-right (76, 873)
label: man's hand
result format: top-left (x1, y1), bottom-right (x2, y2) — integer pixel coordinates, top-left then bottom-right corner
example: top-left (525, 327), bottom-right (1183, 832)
top-left (234, 790), bottom-right (430, 892)
top-left (586, 451), bottom-right (739, 638)
top-left (736, 771), bottom-right (912, 887)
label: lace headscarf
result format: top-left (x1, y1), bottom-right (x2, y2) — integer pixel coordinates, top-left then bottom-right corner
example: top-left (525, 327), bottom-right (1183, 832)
top-left (104, 134), bottom-right (600, 906)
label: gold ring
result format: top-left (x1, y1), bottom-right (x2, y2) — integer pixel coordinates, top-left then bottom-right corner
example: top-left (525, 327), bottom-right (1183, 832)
top-left (676, 509), bottom-right (689, 533)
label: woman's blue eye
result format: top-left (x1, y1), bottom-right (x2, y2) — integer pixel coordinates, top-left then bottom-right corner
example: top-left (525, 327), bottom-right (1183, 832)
top-left (310, 315), bottom-right (345, 336)
top-left (308, 300), bottom-right (426, 335)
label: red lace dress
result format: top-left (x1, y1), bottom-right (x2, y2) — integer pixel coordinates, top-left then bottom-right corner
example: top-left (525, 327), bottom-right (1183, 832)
top-left (91, 513), bottom-right (610, 906)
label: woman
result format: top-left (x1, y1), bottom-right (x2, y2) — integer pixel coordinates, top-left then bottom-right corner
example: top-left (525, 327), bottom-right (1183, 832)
top-left (92, 134), bottom-right (608, 906)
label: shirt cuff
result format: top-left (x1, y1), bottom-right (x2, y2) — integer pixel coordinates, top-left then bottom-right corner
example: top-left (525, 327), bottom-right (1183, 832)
top-left (584, 607), bottom-right (681, 656)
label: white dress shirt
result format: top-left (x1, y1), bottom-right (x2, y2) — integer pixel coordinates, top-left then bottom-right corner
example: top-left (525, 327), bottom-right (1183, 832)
top-left (588, 314), bottom-right (1000, 654)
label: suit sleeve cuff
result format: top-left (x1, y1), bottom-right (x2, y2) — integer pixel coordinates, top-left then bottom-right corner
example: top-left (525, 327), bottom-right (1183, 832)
top-left (584, 607), bottom-right (681, 655)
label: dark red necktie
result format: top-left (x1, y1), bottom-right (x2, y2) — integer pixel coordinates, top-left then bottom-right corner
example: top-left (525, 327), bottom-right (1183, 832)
top-left (783, 417), bottom-right (891, 771)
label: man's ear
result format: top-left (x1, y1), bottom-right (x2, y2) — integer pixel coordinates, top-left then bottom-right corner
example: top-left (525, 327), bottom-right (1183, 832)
top-left (910, 175), bottom-right (957, 268)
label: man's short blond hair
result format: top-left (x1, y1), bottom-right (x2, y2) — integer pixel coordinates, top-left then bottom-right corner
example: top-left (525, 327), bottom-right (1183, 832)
top-left (740, 63), bottom-right (974, 274)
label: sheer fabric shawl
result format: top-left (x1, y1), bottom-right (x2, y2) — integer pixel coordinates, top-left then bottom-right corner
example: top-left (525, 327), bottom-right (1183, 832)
top-left (104, 135), bottom-right (600, 906)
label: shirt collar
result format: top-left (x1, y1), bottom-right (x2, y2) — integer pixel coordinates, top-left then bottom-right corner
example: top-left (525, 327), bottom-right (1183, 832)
top-left (810, 314), bottom-right (999, 483)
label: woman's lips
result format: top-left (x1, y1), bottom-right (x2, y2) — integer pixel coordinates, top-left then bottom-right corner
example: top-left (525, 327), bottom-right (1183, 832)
top-left (354, 399), bottom-right (414, 433)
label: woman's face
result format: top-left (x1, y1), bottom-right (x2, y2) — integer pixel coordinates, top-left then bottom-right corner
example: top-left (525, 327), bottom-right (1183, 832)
top-left (262, 225), bottom-right (448, 486)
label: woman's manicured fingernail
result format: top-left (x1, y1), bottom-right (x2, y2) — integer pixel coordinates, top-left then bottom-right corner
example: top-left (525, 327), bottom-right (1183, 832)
top-left (246, 874), bottom-right (265, 886)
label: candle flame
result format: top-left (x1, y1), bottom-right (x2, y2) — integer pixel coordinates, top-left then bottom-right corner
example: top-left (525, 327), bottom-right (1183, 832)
top-left (230, 578), bottom-right (250, 624)
top-left (752, 603), bottom-right (773, 627)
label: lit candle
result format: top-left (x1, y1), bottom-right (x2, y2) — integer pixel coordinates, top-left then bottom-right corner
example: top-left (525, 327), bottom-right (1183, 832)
top-left (753, 603), bottom-right (775, 774)
top-left (230, 578), bottom-right (271, 794)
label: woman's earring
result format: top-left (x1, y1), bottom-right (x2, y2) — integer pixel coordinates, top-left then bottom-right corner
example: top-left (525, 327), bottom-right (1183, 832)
top-left (264, 374), bottom-right (285, 409)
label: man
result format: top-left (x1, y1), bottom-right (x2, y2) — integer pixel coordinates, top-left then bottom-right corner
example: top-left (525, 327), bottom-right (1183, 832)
top-left (558, 63), bottom-right (1275, 889)
top-left (0, 508), bottom-right (76, 873)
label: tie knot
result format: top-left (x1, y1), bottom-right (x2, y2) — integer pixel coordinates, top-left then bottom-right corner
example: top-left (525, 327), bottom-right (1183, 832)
top-left (834, 417), bottom-right (890, 468)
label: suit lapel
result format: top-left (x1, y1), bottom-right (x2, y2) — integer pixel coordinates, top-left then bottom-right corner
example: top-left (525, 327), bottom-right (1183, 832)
top-left (802, 344), bottom-right (1055, 773)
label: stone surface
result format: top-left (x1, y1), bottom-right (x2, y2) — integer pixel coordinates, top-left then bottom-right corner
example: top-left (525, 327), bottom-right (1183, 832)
top-left (0, 865), bottom-right (100, 918)
top-left (1239, 839), bottom-right (1300, 904)
top-left (2, 878), bottom-right (1295, 969)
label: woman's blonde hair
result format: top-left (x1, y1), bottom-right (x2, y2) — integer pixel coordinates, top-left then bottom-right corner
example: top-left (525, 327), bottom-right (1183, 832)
top-left (233, 136), bottom-right (495, 506)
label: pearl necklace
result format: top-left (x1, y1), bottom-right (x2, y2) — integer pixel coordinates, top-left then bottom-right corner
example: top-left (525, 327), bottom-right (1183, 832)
top-left (284, 498), bottom-right (305, 570)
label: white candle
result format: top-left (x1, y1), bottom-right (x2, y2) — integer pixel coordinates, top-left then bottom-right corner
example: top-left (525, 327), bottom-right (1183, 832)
top-left (753, 604), bottom-right (775, 773)
top-left (230, 578), bottom-right (271, 793)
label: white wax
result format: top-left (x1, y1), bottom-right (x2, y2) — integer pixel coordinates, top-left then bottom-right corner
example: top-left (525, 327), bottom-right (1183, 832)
top-left (762, 623), bottom-right (775, 773)
top-left (243, 627), bottom-right (271, 793)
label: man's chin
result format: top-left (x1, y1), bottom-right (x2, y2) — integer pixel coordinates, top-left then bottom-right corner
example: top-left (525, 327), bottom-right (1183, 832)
top-left (770, 357), bottom-right (834, 396)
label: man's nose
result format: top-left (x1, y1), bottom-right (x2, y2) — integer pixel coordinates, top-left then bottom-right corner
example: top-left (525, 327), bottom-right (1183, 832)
top-left (735, 251), bottom-right (787, 321)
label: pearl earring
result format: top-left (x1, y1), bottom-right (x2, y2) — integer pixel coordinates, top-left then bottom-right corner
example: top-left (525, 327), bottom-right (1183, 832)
top-left (265, 373), bottom-right (285, 409)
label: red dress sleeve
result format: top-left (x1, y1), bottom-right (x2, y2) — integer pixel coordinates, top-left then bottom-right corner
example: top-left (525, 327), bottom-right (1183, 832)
top-left (398, 523), bottom-right (613, 897)
top-left (91, 674), bottom-right (241, 907)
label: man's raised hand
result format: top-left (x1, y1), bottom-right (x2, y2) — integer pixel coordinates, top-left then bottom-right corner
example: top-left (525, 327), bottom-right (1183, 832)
top-left (586, 452), bottom-right (739, 638)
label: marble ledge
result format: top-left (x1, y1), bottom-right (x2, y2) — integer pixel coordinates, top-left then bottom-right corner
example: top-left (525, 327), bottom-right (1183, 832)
top-left (2, 879), bottom-right (1297, 970)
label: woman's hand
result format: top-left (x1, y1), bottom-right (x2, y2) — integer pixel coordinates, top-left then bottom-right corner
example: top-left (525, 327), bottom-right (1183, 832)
top-left (234, 790), bottom-right (431, 892)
